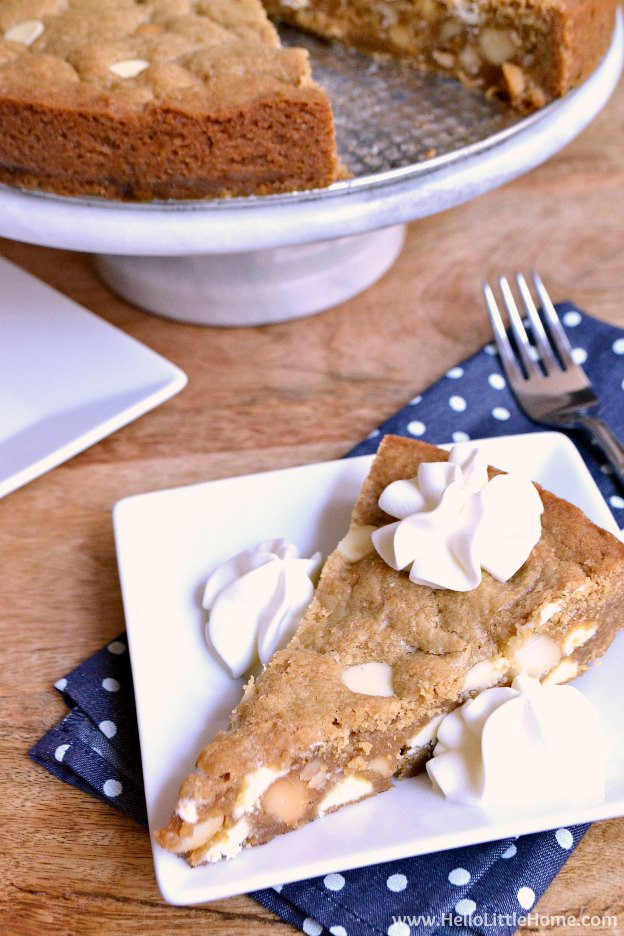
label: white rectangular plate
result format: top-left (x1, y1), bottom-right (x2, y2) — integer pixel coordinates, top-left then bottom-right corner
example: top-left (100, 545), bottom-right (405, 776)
top-left (0, 256), bottom-right (187, 497)
top-left (113, 431), bottom-right (624, 905)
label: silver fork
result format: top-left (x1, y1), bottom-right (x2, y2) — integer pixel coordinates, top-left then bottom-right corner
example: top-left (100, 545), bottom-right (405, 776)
top-left (483, 272), bottom-right (624, 487)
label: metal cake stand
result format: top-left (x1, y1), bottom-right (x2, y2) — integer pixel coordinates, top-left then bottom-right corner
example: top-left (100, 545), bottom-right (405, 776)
top-left (0, 12), bottom-right (622, 326)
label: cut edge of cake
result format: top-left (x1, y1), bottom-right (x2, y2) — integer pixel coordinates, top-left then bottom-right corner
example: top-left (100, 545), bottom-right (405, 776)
top-left (264, 0), bottom-right (617, 113)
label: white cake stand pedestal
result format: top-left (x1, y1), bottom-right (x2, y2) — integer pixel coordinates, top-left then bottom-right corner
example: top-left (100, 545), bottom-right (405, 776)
top-left (94, 225), bottom-right (407, 325)
top-left (0, 13), bottom-right (621, 326)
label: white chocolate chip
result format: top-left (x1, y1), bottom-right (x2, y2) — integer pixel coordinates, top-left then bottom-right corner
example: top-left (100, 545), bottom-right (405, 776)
top-left (168, 813), bottom-right (224, 854)
top-left (196, 817), bottom-right (250, 862)
top-left (300, 758), bottom-right (328, 789)
top-left (561, 622), bottom-right (597, 656)
top-left (336, 525), bottom-right (377, 562)
top-left (542, 657), bottom-right (580, 685)
top-left (431, 49), bottom-right (456, 69)
top-left (5, 19), bottom-right (44, 45)
top-left (463, 655), bottom-right (508, 691)
top-left (367, 756), bottom-right (395, 777)
top-left (317, 775), bottom-right (373, 815)
top-left (453, 0), bottom-right (483, 26)
top-left (109, 58), bottom-right (150, 78)
top-left (458, 44), bottom-right (482, 75)
top-left (233, 766), bottom-right (284, 819)
top-left (506, 633), bottom-right (562, 678)
top-left (176, 797), bottom-right (198, 824)
top-left (342, 661), bottom-right (394, 697)
top-left (538, 602), bottom-right (562, 625)
top-left (404, 713), bottom-right (445, 751)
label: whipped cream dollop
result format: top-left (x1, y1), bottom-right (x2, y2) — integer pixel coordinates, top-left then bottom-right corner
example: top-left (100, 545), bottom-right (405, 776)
top-left (203, 539), bottom-right (322, 678)
top-left (371, 445), bottom-right (543, 591)
top-left (426, 675), bottom-right (606, 808)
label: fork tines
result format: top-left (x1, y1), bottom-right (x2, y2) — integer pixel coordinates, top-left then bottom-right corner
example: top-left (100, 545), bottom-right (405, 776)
top-left (483, 272), bottom-right (574, 381)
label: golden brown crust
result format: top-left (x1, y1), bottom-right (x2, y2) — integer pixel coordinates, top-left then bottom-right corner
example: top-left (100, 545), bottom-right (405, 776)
top-left (157, 435), bottom-right (624, 864)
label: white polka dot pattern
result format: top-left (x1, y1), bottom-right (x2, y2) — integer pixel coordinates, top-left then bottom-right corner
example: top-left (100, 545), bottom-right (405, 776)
top-left (30, 632), bottom-right (146, 830)
top-left (99, 720), bottom-right (117, 739)
top-left (555, 828), bottom-right (574, 850)
top-left (517, 886), bottom-right (536, 910)
top-left (103, 778), bottom-right (123, 797)
top-left (302, 918), bottom-right (323, 936)
top-left (107, 641), bottom-right (127, 655)
top-left (323, 873), bottom-right (345, 891)
top-left (448, 867), bottom-right (471, 886)
top-left (449, 395), bottom-right (467, 412)
top-left (387, 922), bottom-right (410, 936)
top-left (455, 898), bottom-right (477, 916)
top-left (386, 873), bottom-right (408, 892)
top-left (407, 419), bottom-right (426, 436)
top-left (563, 311), bottom-right (581, 326)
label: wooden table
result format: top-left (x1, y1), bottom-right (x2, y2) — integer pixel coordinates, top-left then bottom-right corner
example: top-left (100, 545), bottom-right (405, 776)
top-left (2, 66), bottom-right (624, 936)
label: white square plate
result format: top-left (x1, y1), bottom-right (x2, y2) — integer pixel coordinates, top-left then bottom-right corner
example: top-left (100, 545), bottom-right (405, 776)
top-left (0, 256), bottom-right (187, 498)
top-left (113, 432), bottom-right (624, 905)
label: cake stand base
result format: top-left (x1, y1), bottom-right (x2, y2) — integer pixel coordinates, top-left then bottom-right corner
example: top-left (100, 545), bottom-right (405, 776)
top-left (94, 224), bottom-right (406, 326)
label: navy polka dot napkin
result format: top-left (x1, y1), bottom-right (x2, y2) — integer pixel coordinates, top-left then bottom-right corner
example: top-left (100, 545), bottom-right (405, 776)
top-left (30, 304), bottom-right (624, 936)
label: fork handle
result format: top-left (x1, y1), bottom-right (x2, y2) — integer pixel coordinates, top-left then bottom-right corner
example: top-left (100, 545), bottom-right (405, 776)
top-left (575, 415), bottom-right (624, 488)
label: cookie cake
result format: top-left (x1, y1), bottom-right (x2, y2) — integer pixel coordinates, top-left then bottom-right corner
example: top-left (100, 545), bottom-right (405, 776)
top-left (0, 0), bottom-right (616, 200)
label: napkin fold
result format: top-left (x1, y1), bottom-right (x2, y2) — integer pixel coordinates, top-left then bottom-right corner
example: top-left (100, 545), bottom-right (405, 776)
top-left (30, 303), bottom-right (624, 936)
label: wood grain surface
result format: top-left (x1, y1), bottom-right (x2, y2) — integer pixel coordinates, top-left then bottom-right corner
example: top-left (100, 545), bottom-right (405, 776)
top-left (1, 64), bottom-right (624, 936)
